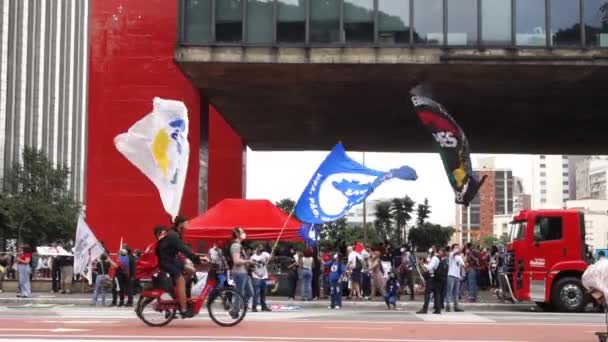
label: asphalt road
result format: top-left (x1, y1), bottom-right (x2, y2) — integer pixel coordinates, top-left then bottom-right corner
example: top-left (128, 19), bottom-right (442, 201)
top-left (0, 304), bottom-right (606, 342)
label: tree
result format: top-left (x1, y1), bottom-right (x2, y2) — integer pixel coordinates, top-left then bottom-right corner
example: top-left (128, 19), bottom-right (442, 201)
top-left (415, 198), bottom-right (431, 227)
top-left (390, 196), bottom-right (415, 244)
top-left (374, 200), bottom-right (395, 241)
top-left (275, 198), bottom-right (295, 214)
top-left (0, 147), bottom-right (81, 248)
top-left (408, 223), bottom-right (454, 252)
top-left (482, 236), bottom-right (499, 249)
top-left (320, 217), bottom-right (349, 242)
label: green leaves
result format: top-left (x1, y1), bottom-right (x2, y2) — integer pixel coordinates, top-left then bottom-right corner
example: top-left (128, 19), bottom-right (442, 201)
top-left (0, 147), bottom-right (81, 248)
top-left (408, 223), bottom-right (455, 252)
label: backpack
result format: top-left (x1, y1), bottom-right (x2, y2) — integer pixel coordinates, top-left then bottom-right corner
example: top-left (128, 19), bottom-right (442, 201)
top-left (355, 256), bottom-right (363, 271)
top-left (400, 253), bottom-right (415, 273)
top-left (135, 241), bottom-right (159, 279)
top-left (436, 258), bottom-right (449, 281)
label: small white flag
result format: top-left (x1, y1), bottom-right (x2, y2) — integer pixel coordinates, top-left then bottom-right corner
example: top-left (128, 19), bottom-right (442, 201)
top-left (73, 216), bottom-right (105, 285)
top-left (114, 97), bottom-right (190, 220)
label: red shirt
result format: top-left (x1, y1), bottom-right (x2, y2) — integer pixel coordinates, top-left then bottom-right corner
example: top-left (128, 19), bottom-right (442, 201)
top-left (18, 253), bottom-right (32, 264)
top-left (322, 254), bottom-right (332, 276)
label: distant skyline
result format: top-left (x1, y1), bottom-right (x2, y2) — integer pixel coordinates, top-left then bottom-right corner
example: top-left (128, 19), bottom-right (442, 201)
top-left (245, 149), bottom-right (538, 226)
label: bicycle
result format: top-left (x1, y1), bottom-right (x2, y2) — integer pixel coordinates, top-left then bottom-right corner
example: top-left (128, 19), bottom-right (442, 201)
top-left (135, 270), bottom-right (247, 327)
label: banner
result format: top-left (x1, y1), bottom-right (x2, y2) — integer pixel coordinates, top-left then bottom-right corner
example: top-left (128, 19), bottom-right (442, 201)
top-left (299, 224), bottom-right (318, 246)
top-left (73, 216), bottom-right (105, 285)
top-left (36, 246), bottom-right (72, 256)
top-left (410, 94), bottom-right (486, 206)
top-left (114, 97), bottom-right (190, 220)
top-left (295, 143), bottom-right (417, 224)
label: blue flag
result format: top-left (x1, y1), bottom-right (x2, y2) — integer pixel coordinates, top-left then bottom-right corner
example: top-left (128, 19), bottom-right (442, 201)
top-left (299, 223), bottom-right (318, 246)
top-left (295, 143), bottom-right (417, 224)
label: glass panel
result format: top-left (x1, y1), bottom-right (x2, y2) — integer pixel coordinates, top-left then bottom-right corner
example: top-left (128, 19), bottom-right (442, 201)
top-left (516, 0), bottom-right (546, 46)
top-left (344, 0), bottom-right (374, 43)
top-left (216, 0), bottom-right (243, 42)
top-left (481, 0), bottom-right (512, 45)
top-left (413, 0), bottom-right (443, 45)
top-left (378, 0), bottom-right (410, 44)
top-left (277, 0), bottom-right (306, 43)
top-left (310, 0), bottom-right (341, 43)
top-left (552, 0), bottom-right (581, 46)
top-left (184, 0), bottom-right (212, 43)
top-left (448, 0), bottom-right (478, 46)
top-left (584, 0), bottom-right (608, 47)
top-left (246, 0), bottom-right (273, 43)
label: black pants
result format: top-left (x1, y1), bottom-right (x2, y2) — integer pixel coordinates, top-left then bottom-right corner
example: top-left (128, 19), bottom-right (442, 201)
top-left (421, 277), bottom-right (442, 313)
top-left (112, 273), bottom-right (133, 305)
top-left (401, 271), bottom-right (415, 299)
top-left (51, 267), bottom-right (61, 292)
top-left (288, 270), bottom-right (298, 299)
top-left (361, 273), bottom-right (371, 297)
top-left (312, 269), bottom-right (320, 299)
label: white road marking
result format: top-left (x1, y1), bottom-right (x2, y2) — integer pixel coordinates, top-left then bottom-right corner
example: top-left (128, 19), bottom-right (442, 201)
top-left (0, 328), bottom-right (88, 333)
top-left (0, 337), bottom-right (531, 342)
top-left (322, 326), bottom-right (392, 331)
top-left (415, 313), bottom-right (494, 323)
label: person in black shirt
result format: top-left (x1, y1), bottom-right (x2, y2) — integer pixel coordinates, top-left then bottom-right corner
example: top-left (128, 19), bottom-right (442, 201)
top-left (156, 228), bottom-right (202, 318)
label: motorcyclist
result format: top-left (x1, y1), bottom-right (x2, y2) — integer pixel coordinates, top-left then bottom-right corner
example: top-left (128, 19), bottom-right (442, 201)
top-left (156, 225), bottom-right (201, 318)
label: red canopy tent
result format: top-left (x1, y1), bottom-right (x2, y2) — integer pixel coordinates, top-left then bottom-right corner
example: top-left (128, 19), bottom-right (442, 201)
top-left (183, 199), bottom-right (303, 243)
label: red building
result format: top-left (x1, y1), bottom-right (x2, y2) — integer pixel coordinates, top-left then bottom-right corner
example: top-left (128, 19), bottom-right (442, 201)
top-left (86, 0), bottom-right (243, 251)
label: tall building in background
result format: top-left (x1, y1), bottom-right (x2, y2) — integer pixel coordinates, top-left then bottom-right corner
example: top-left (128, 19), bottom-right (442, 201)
top-left (456, 158), bottom-right (515, 242)
top-left (576, 157), bottom-right (608, 200)
top-left (531, 155), bottom-right (572, 209)
top-left (0, 0), bottom-right (89, 201)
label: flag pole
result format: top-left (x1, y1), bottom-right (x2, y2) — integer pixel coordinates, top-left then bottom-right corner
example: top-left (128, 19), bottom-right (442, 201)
top-left (272, 207), bottom-right (295, 255)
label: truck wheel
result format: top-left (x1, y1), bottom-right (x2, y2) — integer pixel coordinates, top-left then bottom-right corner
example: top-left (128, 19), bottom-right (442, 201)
top-left (551, 277), bottom-right (586, 313)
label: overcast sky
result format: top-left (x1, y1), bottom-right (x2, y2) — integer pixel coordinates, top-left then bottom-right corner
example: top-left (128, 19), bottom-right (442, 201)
top-left (245, 149), bottom-right (534, 226)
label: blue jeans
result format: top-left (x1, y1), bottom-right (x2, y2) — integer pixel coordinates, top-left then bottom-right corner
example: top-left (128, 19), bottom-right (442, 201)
top-left (18, 265), bottom-right (31, 297)
top-left (330, 281), bottom-right (342, 308)
top-left (217, 272), bottom-right (227, 287)
top-left (446, 276), bottom-right (461, 309)
top-left (233, 272), bottom-right (254, 312)
top-left (467, 269), bottom-right (479, 301)
top-left (92, 275), bottom-right (107, 305)
top-left (252, 278), bottom-right (268, 309)
top-left (384, 294), bottom-right (397, 306)
top-left (301, 269), bottom-right (313, 300)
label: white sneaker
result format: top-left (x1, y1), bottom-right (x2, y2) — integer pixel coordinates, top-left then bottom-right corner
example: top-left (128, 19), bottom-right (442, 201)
top-left (335, 306), bottom-right (341, 310)
top-left (328, 306), bottom-right (333, 309)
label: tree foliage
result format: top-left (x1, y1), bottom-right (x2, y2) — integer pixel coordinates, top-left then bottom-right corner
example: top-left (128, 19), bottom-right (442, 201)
top-left (408, 223), bottom-right (454, 252)
top-left (0, 147), bottom-right (81, 248)
top-left (415, 198), bottom-right (431, 227)
top-left (275, 198), bottom-right (296, 214)
top-left (390, 196), bottom-right (415, 243)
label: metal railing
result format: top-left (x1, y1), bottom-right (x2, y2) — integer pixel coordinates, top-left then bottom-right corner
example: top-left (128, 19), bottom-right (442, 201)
top-left (178, 0), bottom-right (608, 50)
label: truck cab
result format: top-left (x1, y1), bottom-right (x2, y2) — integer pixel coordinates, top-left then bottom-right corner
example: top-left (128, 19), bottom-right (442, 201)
top-left (503, 209), bottom-right (590, 312)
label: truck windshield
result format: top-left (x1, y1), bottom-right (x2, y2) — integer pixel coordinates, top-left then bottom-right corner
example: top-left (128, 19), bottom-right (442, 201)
top-left (509, 221), bottom-right (527, 241)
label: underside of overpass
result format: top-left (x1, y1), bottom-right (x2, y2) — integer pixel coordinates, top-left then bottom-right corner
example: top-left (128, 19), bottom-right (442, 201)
top-left (175, 47), bottom-right (608, 154)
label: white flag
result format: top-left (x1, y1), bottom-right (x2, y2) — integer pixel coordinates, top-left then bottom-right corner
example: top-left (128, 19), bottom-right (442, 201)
top-left (73, 216), bottom-right (105, 285)
top-left (114, 97), bottom-right (190, 220)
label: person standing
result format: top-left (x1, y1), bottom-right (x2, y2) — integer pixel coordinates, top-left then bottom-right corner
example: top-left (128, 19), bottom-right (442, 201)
top-left (0, 254), bottom-right (7, 293)
top-left (320, 248), bottom-right (332, 299)
top-left (346, 246), bottom-right (363, 300)
top-left (250, 244), bottom-right (272, 312)
top-left (91, 254), bottom-right (116, 306)
top-left (399, 247), bottom-right (416, 300)
top-left (384, 271), bottom-right (400, 309)
top-left (60, 252), bottom-right (74, 294)
top-left (209, 242), bottom-right (228, 287)
top-left (230, 227), bottom-right (255, 315)
top-left (466, 244), bottom-right (480, 302)
top-left (286, 248), bottom-right (299, 300)
top-left (368, 247), bottom-right (386, 298)
top-left (300, 248), bottom-right (314, 301)
top-left (17, 245), bottom-right (32, 298)
top-left (446, 244), bottom-right (465, 312)
top-left (312, 247), bottom-right (321, 300)
top-left (417, 248), bottom-right (443, 315)
top-left (325, 252), bottom-right (345, 309)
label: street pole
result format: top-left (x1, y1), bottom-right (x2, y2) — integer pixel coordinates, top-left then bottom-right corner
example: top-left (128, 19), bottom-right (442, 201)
top-left (362, 152), bottom-right (367, 244)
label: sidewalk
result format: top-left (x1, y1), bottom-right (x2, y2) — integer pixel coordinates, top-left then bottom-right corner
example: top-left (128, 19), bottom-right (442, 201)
top-left (0, 291), bottom-right (533, 310)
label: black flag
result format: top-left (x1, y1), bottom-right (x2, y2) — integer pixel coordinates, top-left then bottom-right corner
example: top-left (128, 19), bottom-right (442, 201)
top-left (410, 94), bottom-right (486, 206)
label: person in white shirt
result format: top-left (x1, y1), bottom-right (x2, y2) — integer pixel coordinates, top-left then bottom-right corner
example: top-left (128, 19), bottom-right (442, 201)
top-left (250, 244), bottom-right (272, 312)
top-left (417, 248), bottom-right (443, 314)
top-left (346, 246), bottom-right (363, 300)
top-left (446, 244), bottom-right (465, 312)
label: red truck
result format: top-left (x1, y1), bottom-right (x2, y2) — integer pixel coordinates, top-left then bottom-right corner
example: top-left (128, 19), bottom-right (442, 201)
top-left (498, 209), bottom-right (593, 312)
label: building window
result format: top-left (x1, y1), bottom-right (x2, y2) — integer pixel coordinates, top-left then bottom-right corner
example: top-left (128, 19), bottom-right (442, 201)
top-left (481, 0), bottom-right (512, 45)
top-left (414, 0), bottom-right (444, 45)
top-left (246, 0), bottom-right (273, 43)
top-left (447, 0), bottom-right (478, 46)
top-left (563, 189), bottom-right (570, 194)
top-left (310, 0), bottom-right (341, 43)
top-left (540, 155), bottom-right (546, 159)
top-left (584, 0), bottom-right (608, 47)
top-left (541, 180), bottom-right (547, 186)
top-left (541, 189), bottom-right (547, 194)
top-left (277, 0), bottom-right (306, 43)
top-left (378, 0), bottom-right (410, 44)
top-left (344, 0), bottom-right (375, 43)
top-left (216, 0), bottom-right (243, 42)
top-left (183, 0), bottom-right (212, 43)
top-left (540, 163), bottom-right (546, 168)
top-left (540, 172), bottom-right (546, 177)
top-left (563, 181), bottom-right (569, 186)
top-left (551, 0), bottom-right (581, 47)
top-left (534, 216), bottom-right (563, 241)
top-left (516, 0), bottom-right (545, 46)
top-left (563, 172), bottom-right (569, 177)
